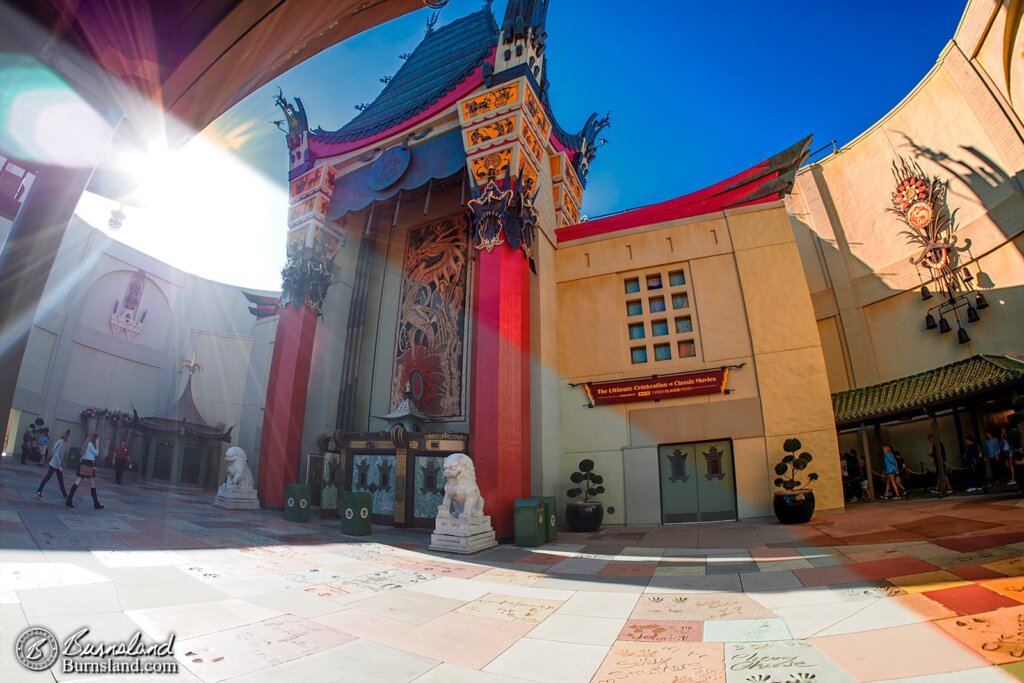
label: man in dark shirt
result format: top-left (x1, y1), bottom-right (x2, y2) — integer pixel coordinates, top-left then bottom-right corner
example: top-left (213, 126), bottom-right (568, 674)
top-left (964, 434), bottom-right (984, 492)
top-left (20, 426), bottom-right (35, 465)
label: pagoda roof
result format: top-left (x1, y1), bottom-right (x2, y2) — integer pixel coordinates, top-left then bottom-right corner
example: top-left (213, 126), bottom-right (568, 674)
top-left (375, 395), bottom-right (430, 422)
top-left (556, 136), bottom-right (813, 243)
top-left (139, 376), bottom-right (233, 441)
top-left (832, 355), bottom-right (1024, 427)
top-left (310, 8), bottom-right (497, 147)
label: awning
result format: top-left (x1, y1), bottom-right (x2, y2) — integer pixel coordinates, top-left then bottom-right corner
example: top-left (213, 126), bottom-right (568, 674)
top-left (326, 128), bottom-right (467, 219)
top-left (832, 354), bottom-right (1024, 426)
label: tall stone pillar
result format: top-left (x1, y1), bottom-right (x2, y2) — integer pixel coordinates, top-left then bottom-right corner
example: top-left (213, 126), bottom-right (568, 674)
top-left (459, 79), bottom-right (548, 537)
top-left (256, 158), bottom-right (342, 508)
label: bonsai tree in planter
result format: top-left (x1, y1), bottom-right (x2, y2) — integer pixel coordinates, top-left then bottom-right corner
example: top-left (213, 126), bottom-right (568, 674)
top-left (772, 438), bottom-right (819, 524)
top-left (566, 459), bottom-right (605, 532)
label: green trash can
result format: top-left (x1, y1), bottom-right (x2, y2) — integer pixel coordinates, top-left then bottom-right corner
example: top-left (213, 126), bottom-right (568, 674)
top-left (514, 499), bottom-right (546, 547)
top-left (535, 496), bottom-right (558, 543)
top-left (284, 484), bottom-right (311, 522)
top-left (341, 491), bottom-right (372, 536)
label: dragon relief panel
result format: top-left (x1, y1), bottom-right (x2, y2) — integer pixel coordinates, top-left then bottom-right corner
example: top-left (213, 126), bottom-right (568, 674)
top-left (390, 215), bottom-right (470, 419)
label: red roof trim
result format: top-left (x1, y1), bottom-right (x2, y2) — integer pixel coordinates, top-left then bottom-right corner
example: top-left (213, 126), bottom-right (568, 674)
top-left (556, 137), bottom-right (810, 244)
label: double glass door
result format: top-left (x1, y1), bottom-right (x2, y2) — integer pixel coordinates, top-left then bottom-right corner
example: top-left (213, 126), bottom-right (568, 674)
top-left (658, 439), bottom-right (736, 523)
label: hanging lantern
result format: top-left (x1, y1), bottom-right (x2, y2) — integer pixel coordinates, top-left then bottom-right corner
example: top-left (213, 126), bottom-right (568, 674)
top-left (966, 305), bottom-right (980, 323)
top-left (920, 285), bottom-right (933, 301)
top-left (938, 317), bottom-right (951, 334)
top-left (924, 313), bottom-right (937, 330)
top-left (975, 292), bottom-right (989, 309)
top-left (962, 268), bottom-right (974, 283)
top-left (957, 327), bottom-right (971, 344)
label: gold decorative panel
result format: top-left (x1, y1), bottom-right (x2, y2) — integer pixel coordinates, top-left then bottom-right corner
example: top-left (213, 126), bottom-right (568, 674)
top-left (466, 116), bottom-right (517, 147)
top-left (461, 82), bottom-right (520, 120)
top-left (523, 87), bottom-right (552, 137)
top-left (390, 215), bottom-right (470, 419)
top-left (470, 149), bottom-right (513, 183)
top-left (520, 123), bottom-right (543, 162)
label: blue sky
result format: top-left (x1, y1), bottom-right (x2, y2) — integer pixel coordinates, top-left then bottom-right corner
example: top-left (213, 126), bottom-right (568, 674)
top-left (86, 0), bottom-right (966, 289)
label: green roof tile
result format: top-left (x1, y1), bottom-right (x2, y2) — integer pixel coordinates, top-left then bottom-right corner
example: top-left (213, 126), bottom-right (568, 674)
top-left (832, 355), bottom-right (1024, 425)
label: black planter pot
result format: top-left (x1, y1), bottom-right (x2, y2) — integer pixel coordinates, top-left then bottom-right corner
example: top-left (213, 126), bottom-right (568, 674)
top-left (566, 502), bottom-right (604, 532)
top-left (772, 490), bottom-right (815, 524)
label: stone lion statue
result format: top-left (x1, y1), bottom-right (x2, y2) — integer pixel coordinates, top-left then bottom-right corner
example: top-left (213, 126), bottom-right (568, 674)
top-left (437, 453), bottom-right (485, 520)
top-left (221, 446), bottom-right (255, 492)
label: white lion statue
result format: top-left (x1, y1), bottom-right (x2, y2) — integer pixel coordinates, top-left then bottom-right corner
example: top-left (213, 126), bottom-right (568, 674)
top-left (437, 453), bottom-right (485, 520)
top-left (220, 446), bottom-right (255, 493)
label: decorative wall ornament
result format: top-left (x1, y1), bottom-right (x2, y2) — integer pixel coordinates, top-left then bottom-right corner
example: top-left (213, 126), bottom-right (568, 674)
top-left (888, 157), bottom-right (989, 344)
top-left (703, 446), bottom-right (726, 481)
top-left (367, 146), bottom-right (411, 191)
top-left (467, 171), bottom-right (539, 267)
top-left (390, 216), bottom-right (470, 419)
top-left (467, 172), bottom-right (512, 252)
top-left (109, 270), bottom-right (148, 339)
top-left (665, 448), bottom-right (689, 483)
top-left (280, 253), bottom-right (333, 317)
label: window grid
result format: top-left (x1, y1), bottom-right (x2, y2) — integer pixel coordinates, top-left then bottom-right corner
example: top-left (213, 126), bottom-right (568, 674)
top-left (622, 265), bottom-right (699, 365)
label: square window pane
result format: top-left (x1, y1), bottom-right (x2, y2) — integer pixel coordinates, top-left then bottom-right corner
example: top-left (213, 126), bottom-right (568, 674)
top-left (649, 296), bottom-right (666, 313)
top-left (628, 323), bottom-right (645, 340)
top-left (624, 278), bottom-right (640, 294)
top-left (646, 274), bottom-right (663, 290)
top-left (654, 343), bottom-right (671, 361)
top-left (669, 270), bottom-right (686, 287)
top-left (672, 293), bottom-right (689, 310)
top-left (675, 316), bottom-right (693, 334)
top-left (651, 319), bottom-right (669, 336)
top-left (627, 300), bottom-right (642, 316)
top-left (678, 339), bottom-right (696, 357)
top-left (631, 347), bottom-right (648, 364)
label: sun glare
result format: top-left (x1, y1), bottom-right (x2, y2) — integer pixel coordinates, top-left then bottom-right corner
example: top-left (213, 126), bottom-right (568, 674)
top-left (76, 129), bottom-right (287, 291)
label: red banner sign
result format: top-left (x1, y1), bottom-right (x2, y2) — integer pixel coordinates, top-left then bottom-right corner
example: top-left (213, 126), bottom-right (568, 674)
top-left (584, 369), bottom-right (729, 406)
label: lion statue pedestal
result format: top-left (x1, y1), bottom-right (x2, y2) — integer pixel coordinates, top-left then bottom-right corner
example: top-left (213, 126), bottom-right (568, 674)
top-left (429, 453), bottom-right (497, 554)
top-left (214, 446), bottom-right (260, 510)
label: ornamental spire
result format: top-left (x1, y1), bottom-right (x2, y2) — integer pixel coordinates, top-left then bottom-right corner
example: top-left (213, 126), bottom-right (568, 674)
top-left (495, 0), bottom-right (550, 82)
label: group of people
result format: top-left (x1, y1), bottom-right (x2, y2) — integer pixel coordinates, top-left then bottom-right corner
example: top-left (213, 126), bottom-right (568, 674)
top-left (30, 428), bottom-right (135, 510)
top-left (960, 429), bottom-right (1016, 492)
top-left (20, 420), bottom-right (48, 466)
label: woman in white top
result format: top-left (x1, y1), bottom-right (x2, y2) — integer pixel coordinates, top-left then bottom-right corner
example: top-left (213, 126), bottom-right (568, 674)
top-left (65, 433), bottom-right (104, 509)
top-left (35, 429), bottom-right (71, 500)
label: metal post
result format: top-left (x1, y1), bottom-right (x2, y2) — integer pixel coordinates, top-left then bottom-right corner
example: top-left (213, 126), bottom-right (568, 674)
top-left (929, 410), bottom-right (949, 498)
top-left (860, 423), bottom-right (875, 500)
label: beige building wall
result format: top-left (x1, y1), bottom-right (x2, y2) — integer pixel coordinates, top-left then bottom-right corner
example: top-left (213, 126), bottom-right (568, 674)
top-left (556, 202), bottom-right (841, 523)
top-left (790, 0), bottom-right (1024, 395)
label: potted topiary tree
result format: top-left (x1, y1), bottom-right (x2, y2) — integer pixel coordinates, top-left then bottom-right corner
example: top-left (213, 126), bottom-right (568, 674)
top-left (566, 458), bottom-right (605, 532)
top-left (772, 438), bottom-right (819, 524)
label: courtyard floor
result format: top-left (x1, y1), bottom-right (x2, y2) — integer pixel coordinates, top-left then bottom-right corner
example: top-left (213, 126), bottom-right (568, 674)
top-left (2, 461), bottom-right (1024, 682)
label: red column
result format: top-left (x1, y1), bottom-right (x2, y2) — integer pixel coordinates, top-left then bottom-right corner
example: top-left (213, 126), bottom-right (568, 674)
top-left (257, 303), bottom-right (318, 508)
top-left (469, 245), bottom-right (531, 539)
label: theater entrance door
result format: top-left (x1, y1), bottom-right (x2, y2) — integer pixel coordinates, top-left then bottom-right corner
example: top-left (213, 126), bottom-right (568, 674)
top-left (658, 439), bottom-right (737, 523)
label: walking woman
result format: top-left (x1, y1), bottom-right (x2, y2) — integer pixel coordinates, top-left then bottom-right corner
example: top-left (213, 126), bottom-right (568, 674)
top-left (882, 444), bottom-right (907, 499)
top-left (35, 429), bottom-right (71, 500)
top-left (66, 433), bottom-right (104, 509)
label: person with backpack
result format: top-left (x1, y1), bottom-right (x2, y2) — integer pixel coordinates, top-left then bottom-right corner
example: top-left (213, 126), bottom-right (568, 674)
top-left (35, 430), bottom-right (71, 500)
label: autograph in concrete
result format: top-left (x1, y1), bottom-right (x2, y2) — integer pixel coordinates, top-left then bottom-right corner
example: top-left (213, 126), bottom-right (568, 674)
top-left (15, 626), bottom-right (179, 675)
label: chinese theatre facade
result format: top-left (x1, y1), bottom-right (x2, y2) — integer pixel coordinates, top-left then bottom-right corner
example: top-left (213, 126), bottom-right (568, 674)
top-left (257, 1), bottom-right (843, 534)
